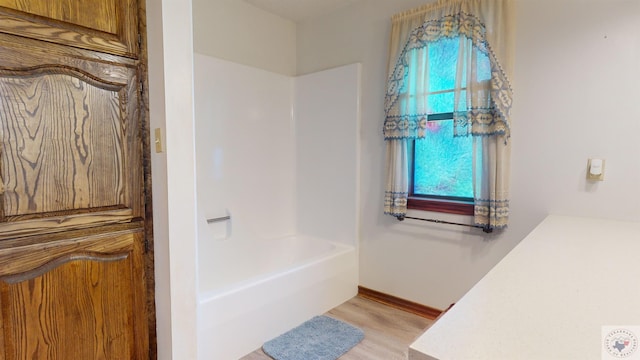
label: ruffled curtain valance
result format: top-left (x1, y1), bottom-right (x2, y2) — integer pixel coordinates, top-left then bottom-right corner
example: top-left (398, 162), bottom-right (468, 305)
top-left (383, 0), bottom-right (514, 229)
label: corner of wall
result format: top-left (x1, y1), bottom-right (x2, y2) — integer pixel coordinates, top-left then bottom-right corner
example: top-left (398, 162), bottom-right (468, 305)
top-left (192, 0), bottom-right (297, 76)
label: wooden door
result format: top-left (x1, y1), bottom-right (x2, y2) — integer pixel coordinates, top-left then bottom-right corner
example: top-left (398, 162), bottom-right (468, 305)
top-left (0, 0), bottom-right (152, 359)
top-left (0, 0), bottom-right (139, 57)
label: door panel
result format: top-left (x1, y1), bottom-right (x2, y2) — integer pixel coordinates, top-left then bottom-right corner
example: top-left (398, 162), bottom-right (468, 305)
top-left (0, 0), bottom-right (119, 34)
top-left (0, 230), bottom-right (148, 360)
top-left (0, 229), bottom-right (136, 279)
top-left (0, 73), bottom-right (125, 216)
top-left (0, 0), bottom-right (138, 58)
top-left (0, 40), bottom-right (143, 240)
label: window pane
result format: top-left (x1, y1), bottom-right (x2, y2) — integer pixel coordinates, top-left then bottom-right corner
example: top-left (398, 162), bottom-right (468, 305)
top-left (428, 90), bottom-right (466, 114)
top-left (428, 92), bottom-right (454, 114)
top-left (428, 38), bottom-right (459, 92)
top-left (414, 120), bottom-right (474, 199)
top-left (477, 50), bottom-right (492, 82)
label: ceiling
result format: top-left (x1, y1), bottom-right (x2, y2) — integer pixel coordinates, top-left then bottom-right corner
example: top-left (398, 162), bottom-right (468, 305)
top-left (244, 0), bottom-right (362, 22)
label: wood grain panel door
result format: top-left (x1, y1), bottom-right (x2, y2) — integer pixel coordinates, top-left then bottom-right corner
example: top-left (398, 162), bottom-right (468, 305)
top-left (0, 40), bottom-right (143, 239)
top-left (0, 0), bottom-right (152, 358)
top-left (0, 0), bottom-right (139, 57)
top-left (0, 229), bottom-right (148, 360)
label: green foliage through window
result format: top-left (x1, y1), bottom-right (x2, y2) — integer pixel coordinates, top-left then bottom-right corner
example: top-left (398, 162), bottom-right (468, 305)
top-left (413, 120), bottom-right (474, 199)
top-left (411, 37), bottom-right (490, 201)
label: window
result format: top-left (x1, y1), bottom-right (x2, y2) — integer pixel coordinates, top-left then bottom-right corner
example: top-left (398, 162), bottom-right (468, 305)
top-left (384, 3), bottom-right (514, 229)
top-left (406, 37), bottom-right (491, 215)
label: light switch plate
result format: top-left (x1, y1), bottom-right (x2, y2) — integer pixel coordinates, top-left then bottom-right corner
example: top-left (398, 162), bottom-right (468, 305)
top-left (154, 128), bottom-right (163, 153)
top-left (587, 158), bottom-right (605, 181)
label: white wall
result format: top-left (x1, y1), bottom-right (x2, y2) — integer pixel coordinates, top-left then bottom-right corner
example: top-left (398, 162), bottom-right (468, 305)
top-left (145, 0), bottom-right (172, 357)
top-left (295, 64), bottom-right (362, 246)
top-left (297, 0), bottom-right (640, 309)
top-left (194, 54), bottom-right (296, 251)
top-left (513, 0), bottom-right (640, 222)
top-left (192, 0), bottom-right (297, 76)
top-left (147, 0), bottom-right (198, 358)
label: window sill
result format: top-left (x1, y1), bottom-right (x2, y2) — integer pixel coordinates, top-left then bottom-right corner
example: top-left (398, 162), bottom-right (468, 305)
top-left (407, 197), bottom-right (474, 216)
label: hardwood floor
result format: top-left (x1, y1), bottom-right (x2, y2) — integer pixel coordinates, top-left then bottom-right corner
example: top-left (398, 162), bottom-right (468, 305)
top-left (240, 296), bottom-right (434, 360)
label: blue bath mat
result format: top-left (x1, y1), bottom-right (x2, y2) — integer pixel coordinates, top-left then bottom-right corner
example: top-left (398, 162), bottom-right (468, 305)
top-left (262, 315), bottom-right (364, 360)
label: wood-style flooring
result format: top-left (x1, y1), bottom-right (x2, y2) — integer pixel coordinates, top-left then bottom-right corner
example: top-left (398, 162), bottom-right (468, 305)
top-left (240, 296), bottom-right (434, 360)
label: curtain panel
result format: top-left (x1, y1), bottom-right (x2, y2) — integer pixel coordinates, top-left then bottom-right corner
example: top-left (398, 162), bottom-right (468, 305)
top-left (383, 0), bottom-right (514, 229)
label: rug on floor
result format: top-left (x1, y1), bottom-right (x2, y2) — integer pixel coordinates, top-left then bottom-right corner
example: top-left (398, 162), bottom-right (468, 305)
top-left (262, 315), bottom-right (364, 360)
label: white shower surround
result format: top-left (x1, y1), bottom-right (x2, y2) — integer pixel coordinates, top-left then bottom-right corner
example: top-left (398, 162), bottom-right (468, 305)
top-left (194, 54), bottom-right (361, 359)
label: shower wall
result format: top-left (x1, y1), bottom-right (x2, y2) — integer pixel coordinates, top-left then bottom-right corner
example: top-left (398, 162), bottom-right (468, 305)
top-left (194, 54), bottom-right (296, 243)
top-left (194, 53), bottom-right (361, 249)
top-left (294, 64), bottom-right (361, 246)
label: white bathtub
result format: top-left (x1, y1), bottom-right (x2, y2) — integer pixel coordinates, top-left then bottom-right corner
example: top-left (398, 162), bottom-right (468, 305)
top-left (197, 235), bottom-right (358, 360)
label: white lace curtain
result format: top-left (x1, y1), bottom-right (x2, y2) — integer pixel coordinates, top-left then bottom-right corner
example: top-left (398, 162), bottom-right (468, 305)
top-left (384, 0), bottom-right (514, 229)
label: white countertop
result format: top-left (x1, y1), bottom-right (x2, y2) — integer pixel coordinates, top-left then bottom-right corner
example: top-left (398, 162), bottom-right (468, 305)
top-left (410, 215), bottom-right (640, 360)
